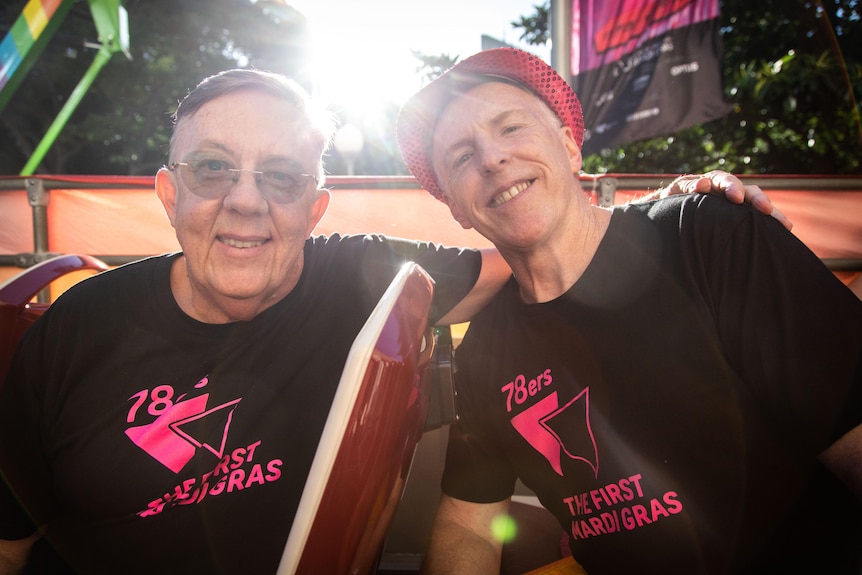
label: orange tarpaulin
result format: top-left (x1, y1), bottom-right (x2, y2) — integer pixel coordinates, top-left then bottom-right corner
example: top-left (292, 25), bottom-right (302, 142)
top-left (0, 176), bottom-right (489, 260)
top-left (1, 174), bottom-right (860, 288)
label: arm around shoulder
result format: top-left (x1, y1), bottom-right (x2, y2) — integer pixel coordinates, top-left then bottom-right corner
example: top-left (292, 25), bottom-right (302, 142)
top-left (654, 170), bottom-right (792, 230)
top-left (435, 249), bottom-right (510, 325)
top-left (820, 422), bottom-right (862, 501)
top-left (421, 494), bottom-right (510, 575)
top-left (0, 532), bottom-right (39, 575)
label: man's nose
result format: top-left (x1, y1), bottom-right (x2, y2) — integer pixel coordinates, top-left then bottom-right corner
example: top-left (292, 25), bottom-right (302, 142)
top-left (224, 169), bottom-right (269, 212)
top-left (478, 142), bottom-right (509, 174)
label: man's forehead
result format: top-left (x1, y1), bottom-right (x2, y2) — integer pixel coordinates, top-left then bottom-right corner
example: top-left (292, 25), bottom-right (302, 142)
top-left (174, 92), bottom-right (317, 154)
top-left (181, 89), bottom-right (305, 124)
top-left (448, 81), bottom-right (549, 122)
top-left (433, 82), bottom-right (548, 144)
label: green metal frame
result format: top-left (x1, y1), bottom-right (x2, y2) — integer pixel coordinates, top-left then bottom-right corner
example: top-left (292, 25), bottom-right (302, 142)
top-left (0, 0), bottom-right (130, 175)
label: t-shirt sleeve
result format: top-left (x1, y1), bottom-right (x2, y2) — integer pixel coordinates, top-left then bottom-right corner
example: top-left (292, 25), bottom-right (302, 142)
top-left (440, 325), bottom-right (519, 503)
top-left (352, 235), bottom-right (482, 325)
top-left (682, 195), bottom-right (862, 454)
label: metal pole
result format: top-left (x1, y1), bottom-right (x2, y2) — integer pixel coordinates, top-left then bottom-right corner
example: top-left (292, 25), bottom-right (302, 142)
top-left (24, 177), bottom-right (52, 302)
top-left (24, 178), bottom-right (50, 257)
top-left (20, 45), bottom-right (115, 176)
top-left (550, 0), bottom-right (573, 88)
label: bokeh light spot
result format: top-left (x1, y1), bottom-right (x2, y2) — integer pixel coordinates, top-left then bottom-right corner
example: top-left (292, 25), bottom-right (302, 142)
top-left (491, 514), bottom-right (518, 543)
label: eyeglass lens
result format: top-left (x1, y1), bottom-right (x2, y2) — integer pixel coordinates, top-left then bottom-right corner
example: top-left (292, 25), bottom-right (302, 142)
top-left (172, 159), bottom-right (315, 204)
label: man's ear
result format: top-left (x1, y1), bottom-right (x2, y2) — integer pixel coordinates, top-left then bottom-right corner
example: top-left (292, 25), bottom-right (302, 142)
top-left (562, 126), bottom-right (583, 173)
top-left (306, 188), bottom-right (331, 235)
top-left (155, 168), bottom-right (178, 229)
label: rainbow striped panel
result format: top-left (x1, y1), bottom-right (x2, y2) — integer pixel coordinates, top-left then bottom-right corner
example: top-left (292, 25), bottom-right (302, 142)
top-left (0, 0), bottom-right (65, 91)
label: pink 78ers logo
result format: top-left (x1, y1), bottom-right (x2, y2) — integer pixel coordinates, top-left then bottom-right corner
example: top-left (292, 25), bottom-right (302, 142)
top-left (125, 388), bottom-right (242, 474)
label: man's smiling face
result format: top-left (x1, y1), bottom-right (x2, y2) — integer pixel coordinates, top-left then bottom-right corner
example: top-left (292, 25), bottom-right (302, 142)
top-left (158, 89), bottom-right (330, 322)
top-left (431, 81), bottom-right (583, 251)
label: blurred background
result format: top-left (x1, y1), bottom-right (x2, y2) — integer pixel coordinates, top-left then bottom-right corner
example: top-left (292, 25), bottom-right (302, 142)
top-left (0, 0), bottom-right (859, 178)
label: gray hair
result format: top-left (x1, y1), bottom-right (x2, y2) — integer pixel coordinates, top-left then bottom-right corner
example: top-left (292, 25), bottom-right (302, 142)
top-left (169, 69), bottom-right (337, 184)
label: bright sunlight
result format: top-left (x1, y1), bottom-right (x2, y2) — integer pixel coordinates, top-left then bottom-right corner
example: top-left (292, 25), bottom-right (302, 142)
top-left (284, 0), bottom-right (544, 123)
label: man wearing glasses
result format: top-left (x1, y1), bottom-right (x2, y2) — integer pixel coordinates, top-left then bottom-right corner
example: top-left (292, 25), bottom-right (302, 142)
top-left (0, 68), bottom-right (781, 574)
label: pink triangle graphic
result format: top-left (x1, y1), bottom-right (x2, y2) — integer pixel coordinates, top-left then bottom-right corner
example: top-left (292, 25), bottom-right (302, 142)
top-left (511, 392), bottom-right (564, 475)
top-left (125, 394), bottom-right (209, 473)
top-left (169, 399), bottom-right (242, 459)
top-left (540, 388), bottom-right (598, 477)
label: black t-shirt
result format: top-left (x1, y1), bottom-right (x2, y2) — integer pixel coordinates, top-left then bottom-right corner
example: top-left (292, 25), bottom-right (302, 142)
top-left (444, 195), bottom-right (862, 574)
top-left (0, 233), bottom-right (481, 574)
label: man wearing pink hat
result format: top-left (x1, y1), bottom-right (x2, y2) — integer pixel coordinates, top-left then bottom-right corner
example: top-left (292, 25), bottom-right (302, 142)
top-left (398, 48), bottom-right (862, 574)
top-left (0, 58), bottom-right (786, 572)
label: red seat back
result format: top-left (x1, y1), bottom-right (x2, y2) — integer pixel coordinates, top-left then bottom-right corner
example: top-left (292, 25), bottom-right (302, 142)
top-left (0, 254), bottom-right (108, 382)
top-left (278, 262), bottom-right (435, 575)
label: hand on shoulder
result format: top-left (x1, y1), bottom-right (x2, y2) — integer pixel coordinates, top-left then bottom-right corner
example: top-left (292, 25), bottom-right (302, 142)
top-left (661, 171), bottom-right (792, 231)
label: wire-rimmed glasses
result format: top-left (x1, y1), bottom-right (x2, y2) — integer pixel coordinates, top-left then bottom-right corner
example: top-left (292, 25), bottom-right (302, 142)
top-left (168, 158), bottom-right (319, 204)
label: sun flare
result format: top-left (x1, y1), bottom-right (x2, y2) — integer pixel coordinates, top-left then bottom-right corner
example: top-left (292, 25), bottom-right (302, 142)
top-left (297, 2), bottom-right (427, 123)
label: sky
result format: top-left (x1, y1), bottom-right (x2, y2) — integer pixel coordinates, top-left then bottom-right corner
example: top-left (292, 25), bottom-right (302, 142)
top-left (285, 0), bottom-right (550, 117)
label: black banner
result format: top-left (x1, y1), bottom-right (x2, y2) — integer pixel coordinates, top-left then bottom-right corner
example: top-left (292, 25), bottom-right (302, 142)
top-left (571, 0), bottom-right (732, 154)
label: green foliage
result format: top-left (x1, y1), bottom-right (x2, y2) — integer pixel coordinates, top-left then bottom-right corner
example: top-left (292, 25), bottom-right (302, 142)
top-left (1, 0), bottom-right (858, 176)
top-left (0, 0), bottom-right (309, 175)
top-left (518, 0), bottom-right (862, 174)
top-left (512, 3), bottom-right (549, 46)
top-left (412, 51), bottom-right (459, 85)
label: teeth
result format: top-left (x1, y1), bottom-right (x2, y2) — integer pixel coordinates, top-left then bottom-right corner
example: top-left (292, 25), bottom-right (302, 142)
top-left (490, 180), bottom-right (532, 207)
top-left (221, 237), bottom-right (265, 248)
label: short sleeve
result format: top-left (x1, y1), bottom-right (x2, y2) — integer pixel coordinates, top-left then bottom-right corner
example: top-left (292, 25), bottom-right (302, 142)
top-left (440, 336), bottom-right (519, 503)
top-left (323, 234), bottom-right (482, 325)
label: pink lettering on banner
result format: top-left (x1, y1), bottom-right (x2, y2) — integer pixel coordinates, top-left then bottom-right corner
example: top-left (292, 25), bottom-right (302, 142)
top-left (593, 0), bottom-right (694, 54)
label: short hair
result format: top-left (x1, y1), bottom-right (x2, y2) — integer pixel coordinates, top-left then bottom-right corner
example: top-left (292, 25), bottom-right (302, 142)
top-left (169, 69), bottom-right (337, 184)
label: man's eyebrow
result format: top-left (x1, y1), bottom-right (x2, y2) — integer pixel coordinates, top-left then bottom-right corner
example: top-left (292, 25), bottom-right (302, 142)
top-left (184, 144), bottom-right (307, 169)
top-left (183, 141), bottom-right (233, 158)
top-left (489, 108), bottom-right (523, 126)
top-left (437, 108), bottom-right (524, 160)
top-left (257, 155), bottom-right (308, 170)
top-left (438, 133), bottom-right (473, 162)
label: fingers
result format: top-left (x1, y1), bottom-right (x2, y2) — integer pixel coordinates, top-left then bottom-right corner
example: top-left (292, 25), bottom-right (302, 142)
top-left (745, 185), bottom-right (773, 213)
top-left (768, 204), bottom-right (793, 231)
top-left (665, 171), bottom-right (743, 201)
top-left (740, 184), bottom-right (793, 230)
top-left (656, 171), bottom-right (794, 231)
top-left (705, 170), bottom-right (745, 204)
top-left (660, 174), bottom-right (711, 198)
top-left (710, 172), bottom-right (795, 231)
